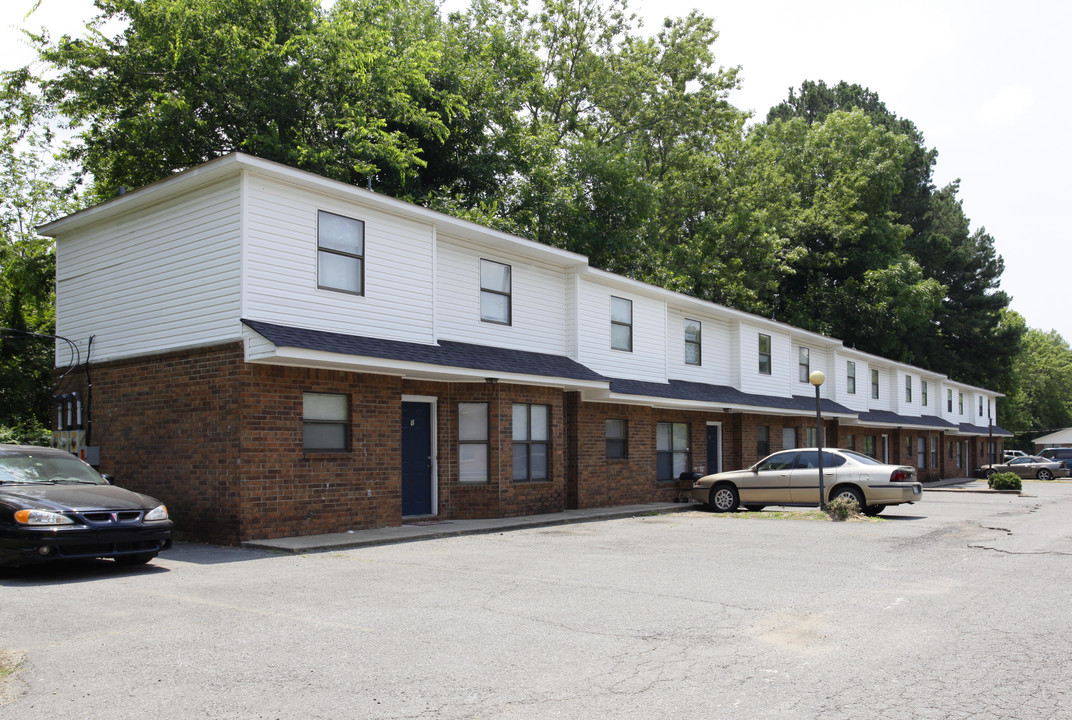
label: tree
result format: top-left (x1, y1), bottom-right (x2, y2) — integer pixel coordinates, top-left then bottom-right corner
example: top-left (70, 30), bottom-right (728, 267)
top-left (998, 311), bottom-right (1072, 434)
top-left (13, 0), bottom-right (465, 200)
top-left (745, 109), bottom-right (944, 359)
top-left (765, 80), bottom-right (1018, 383)
top-left (0, 127), bottom-right (81, 436)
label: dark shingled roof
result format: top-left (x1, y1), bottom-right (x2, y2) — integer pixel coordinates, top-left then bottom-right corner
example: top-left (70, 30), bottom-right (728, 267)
top-left (857, 410), bottom-right (958, 430)
top-left (243, 319), bottom-right (607, 382)
top-left (608, 378), bottom-right (857, 415)
top-left (243, 320), bottom-right (1007, 438)
top-left (960, 422), bottom-right (1014, 437)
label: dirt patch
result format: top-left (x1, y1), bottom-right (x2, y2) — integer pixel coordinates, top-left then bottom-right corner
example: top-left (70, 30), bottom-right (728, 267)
top-left (0, 650), bottom-right (24, 706)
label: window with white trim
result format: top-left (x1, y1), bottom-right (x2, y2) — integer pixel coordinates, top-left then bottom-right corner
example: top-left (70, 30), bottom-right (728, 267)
top-left (606, 419), bottom-right (628, 459)
top-left (458, 403), bottom-right (489, 483)
top-left (479, 259), bottom-right (511, 325)
top-left (684, 319), bottom-right (701, 365)
top-left (656, 422), bottom-right (690, 482)
top-left (798, 347), bottom-right (810, 383)
top-left (317, 210), bottom-right (364, 295)
top-left (303, 392), bottom-right (349, 452)
top-left (611, 297), bottom-right (633, 351)
top-left (758, 334), bottom-right (771, 375)
top-left (847, 361), bottom-right (856, 394)
top-left (513, 404), bottom-right (550, 481)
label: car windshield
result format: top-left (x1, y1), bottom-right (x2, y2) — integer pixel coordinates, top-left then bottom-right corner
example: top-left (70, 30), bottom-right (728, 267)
top-left (0, 452), bottom-right (107, 485)
top-left (839, 449), bottom-right (885, 466)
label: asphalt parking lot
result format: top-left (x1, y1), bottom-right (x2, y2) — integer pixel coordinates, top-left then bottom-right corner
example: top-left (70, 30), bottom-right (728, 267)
top-left (3, 483), bottom-right (1072, 719)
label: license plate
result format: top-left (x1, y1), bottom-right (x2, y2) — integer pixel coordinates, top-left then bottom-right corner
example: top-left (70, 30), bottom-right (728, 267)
top-left (913, 486), bottom-right (921, 495)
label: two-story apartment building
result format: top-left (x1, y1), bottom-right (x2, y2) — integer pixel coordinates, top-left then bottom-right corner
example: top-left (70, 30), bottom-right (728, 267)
top-left (41, 153), bottom-right (1010, 544)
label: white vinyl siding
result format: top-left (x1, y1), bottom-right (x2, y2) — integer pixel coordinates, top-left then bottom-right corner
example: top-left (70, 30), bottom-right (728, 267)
top-left (669, 310), bottom-right (732, 385)
top-left (435, 239), bottom-right (568, 353)
top-left (243, 176), bottom-right (436, 344)
top-left (55, 178), bottom-right (243, 364)
top-left (575, 279), bottom-right (667, 381)
top-left (738, 324), bottom-right (791, 396)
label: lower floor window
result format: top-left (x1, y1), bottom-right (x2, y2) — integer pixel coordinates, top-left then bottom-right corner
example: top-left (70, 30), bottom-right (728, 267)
top-left (756, 425), bottom-right (770, 457)
top-left (303, 392), bottom-right (349, 452)
top-left (863, 436), bottom-right (876, 458)
top-left (513, 403), bottom-right (550, 481)
top-left (606, 419), bottom-right (628, 459)
top-left (656, 422), bottom-right (690, 481)
top-left (459, 403), bottom-right (489, 483)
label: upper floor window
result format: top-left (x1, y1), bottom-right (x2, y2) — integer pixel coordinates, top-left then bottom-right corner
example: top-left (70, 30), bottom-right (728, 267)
top-left (922, 381), bottom-right (929, 407)
top-left (684, 319), bottom-right (701, 365)
top-left (959, 393), bottom-right (964, 414)
top-left (606, 419), bottom-right (628, 459)
top-left (513, 403), bottom-right (550, 481)
top-left (611, 296), bottom-right (633, 351)
top-left (871, 369), bottom-right (880, 399)
top-left (979, 397), bottom-right (984, 417)
top-left (758, 334), bottom-right (772, 375)
top-left (798, 347), bottom-right (810, 383)
top-left (847, 361), bottom-right (856, 394)
top-left (905, 376), bottom-right (913, 403)
top-left (947, 388), bottom-right (953, 412)
top-left (303, 392), bottom-right (349, 452)
top-left (479, 259), bottom-right (512, 325)
top-left (317, 210), bottom-right (364, 295)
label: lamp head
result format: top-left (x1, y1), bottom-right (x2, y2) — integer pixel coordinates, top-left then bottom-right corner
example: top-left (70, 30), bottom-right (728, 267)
top-left (809, 370), bottom-right (826, 387)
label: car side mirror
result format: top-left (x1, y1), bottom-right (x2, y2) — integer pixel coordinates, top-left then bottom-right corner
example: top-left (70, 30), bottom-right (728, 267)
top-left (101, 473), bottom-right (115, 484)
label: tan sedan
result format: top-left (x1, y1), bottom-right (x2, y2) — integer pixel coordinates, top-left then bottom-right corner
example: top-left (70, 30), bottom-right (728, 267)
top-left (691, 448), bottom-right (922, 516)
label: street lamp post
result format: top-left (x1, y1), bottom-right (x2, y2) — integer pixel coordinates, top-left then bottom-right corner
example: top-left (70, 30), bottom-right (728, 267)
top-left (810, 370), bottom-right (826, 510)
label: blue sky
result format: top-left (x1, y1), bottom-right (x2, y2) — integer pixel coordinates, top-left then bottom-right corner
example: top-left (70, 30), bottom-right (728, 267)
top-left (5, 0), bottom-right (1069, 344)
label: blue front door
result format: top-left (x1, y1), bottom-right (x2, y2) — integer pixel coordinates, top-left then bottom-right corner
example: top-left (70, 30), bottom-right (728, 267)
top-left (707, 425), bottom-right (720, 475)
top-left (401, 402), bottom-right (433, 516)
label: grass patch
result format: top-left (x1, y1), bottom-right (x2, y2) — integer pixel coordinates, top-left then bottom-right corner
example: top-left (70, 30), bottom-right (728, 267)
top-left (0, 650), bottom-right (24, 705)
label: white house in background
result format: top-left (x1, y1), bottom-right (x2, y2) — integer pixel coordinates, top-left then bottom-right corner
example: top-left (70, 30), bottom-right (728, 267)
top-left (1033, 428), bottom-right (1072, 449)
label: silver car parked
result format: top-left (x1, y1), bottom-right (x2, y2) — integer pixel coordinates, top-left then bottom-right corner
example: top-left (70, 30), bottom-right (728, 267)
top-left (976, 455), bottom-right (1069, 481)
top-left (691, 448), bottom-right (923, 516)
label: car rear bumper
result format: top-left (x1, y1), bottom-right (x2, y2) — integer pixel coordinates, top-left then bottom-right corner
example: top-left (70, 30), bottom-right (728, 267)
top-left (864, 482), bottom-right (923, 505)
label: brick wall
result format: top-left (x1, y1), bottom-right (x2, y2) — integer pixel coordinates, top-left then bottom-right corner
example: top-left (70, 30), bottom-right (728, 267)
top-left (62, 342), bottom-right (978, 545)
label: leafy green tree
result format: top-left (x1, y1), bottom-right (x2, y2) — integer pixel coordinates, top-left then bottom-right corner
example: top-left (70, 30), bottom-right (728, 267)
top-left (746, 109), bottom-right (944, 359)
top-left (999, 312), bottom-right (1072, 434)
top-left (765, 80), bottom-right (1017, 382)
top-left (906, 183), bottom-right (1019, 387)
top-left (13, 0), bottom-right (464, 199)
top-left (0, 128), bottom-right (81, 436)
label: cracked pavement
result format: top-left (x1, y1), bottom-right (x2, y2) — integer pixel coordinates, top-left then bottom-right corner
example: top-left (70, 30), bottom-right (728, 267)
top-left (3, 482), bottom-right (1071, 719)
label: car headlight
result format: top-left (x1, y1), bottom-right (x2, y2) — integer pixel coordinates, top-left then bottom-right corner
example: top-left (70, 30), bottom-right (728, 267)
top-left (144, 505), bottom-right (169, 522)
top-left (14, 509), bottom-right (75, 525)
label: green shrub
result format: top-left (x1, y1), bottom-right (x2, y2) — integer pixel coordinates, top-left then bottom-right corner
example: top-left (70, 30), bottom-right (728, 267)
top-left (0, 422), bottom-right (52, 446)
top-left (988, 472), bottom-right (1022, 491)
top-left (825, 495), bottom-right (861, 521)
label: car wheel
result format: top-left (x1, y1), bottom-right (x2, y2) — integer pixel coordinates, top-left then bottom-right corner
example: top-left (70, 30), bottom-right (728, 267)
top-left (984, 468), bottom-right (996, 478)
top-left (863, 504), bottom-right (885, 516)
top-left (830, 486), bottom-right (864, 509)
top-left (743, 504), bottom-right (765, 512)
top-left (709, 483), bottom-right (740, 512)
top-left (1037, 469), bottom-right (1054, 480)
top-left (115, 553), bottom-right (157, 566)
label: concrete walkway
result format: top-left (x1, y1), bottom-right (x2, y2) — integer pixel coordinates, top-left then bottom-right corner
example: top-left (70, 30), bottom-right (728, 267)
top-left (244, 502), bottom-right (692, 554)
top-left (243, 478), bottom-right (996, 555)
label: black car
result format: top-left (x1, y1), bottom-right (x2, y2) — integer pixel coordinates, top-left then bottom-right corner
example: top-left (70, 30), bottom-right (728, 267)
top-left (0, 444), bottom-right (172, 567)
